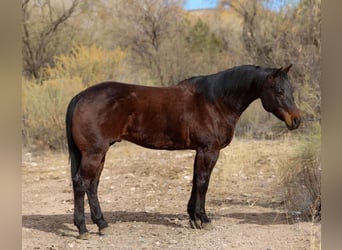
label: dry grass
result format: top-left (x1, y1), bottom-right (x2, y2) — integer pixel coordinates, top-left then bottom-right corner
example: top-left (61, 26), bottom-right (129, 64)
top-left (22, 78), bottom-right (84, 150)
top-left (212, 136), bottom-right (297, 204)
top-left (280, 124), bottom-right (321, 221)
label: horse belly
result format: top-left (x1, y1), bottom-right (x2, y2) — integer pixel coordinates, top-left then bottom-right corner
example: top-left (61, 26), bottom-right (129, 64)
top-left (120, 110), bottom-right (191, 150)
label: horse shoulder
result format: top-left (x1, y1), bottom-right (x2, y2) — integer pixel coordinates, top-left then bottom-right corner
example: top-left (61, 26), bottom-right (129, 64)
top-left (186, 92), bottom-right (237, 149)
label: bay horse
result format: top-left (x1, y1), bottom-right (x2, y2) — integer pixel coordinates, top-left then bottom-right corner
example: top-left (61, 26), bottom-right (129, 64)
top-left (66, 64), bottom-right (301, 239)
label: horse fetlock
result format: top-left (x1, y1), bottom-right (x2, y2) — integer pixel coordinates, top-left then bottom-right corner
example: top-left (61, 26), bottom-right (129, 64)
top-left (96, 219), bottom-right (109, 231)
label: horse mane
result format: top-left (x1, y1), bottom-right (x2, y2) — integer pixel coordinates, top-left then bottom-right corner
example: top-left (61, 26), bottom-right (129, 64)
top-left (182, 65), bottom-right (275, 102)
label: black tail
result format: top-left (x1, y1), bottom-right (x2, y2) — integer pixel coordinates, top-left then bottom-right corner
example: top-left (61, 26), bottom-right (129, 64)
top-left (66, 94), bottom-right (82, 179)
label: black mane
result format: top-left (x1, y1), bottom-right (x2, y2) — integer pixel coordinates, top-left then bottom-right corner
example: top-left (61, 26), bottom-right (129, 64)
top-left (183, 65), bottom-right (275, 102)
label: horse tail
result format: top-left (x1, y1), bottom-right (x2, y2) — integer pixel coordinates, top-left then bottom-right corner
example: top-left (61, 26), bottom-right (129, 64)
top-left (66, 94), bottom-right (82, 179)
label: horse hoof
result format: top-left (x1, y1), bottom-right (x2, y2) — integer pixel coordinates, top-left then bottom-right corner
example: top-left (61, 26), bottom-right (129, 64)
top-left (99, 226), bottom-right (111, 236)
top-left (78, 232), bottom-right (89, 240)
top-left (189, 220), bottom-right (202, 229)
top-left (201, 221), bottom-right (213, 230)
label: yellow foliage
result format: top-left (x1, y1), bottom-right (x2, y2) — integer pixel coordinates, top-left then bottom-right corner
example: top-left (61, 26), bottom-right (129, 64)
top-left (22, 77), bottom-right (84, 149)
top-left (44, 44), bottom-right (128, 86)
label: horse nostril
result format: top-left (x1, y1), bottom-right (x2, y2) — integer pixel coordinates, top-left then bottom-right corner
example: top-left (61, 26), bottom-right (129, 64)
top-left (293, 117), bottom-right (300, 128)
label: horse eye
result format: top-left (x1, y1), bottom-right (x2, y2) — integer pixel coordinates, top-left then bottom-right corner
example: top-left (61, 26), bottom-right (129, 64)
top-left (276, 89), bottom-right (284, 95)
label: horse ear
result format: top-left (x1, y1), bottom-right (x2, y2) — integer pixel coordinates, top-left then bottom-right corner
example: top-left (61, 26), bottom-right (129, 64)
top-left (283, 64), bottom-right (293, 73)
top-left (270, 67), bottom-right (282, 79)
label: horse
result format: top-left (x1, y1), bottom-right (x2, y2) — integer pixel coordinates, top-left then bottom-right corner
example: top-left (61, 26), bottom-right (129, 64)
top-left (66, 64), bottom-right (301, 239)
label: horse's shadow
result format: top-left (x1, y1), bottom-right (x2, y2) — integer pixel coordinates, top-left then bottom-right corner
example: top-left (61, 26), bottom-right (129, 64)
top-left (22, 208), bottom-right (296, 237)
top-left (22, 211), bottom-right (187, 237)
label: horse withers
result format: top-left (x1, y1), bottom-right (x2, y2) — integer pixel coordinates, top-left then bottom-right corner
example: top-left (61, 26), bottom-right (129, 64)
top-left (66, 64), bottom-right (300, 239)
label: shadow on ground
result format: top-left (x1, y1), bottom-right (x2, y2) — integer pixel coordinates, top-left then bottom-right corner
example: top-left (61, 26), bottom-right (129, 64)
top-left (22, 211), bottom-right (187, 235)
top-left (22, 208), bottom-right (295, 237)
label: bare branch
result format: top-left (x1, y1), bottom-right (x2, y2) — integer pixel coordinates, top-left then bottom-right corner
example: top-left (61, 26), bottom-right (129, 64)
top-left (22, 0), bottom-right (31, 9)
top-left (22, 0), bottom-right (80, 79)
top-left (42, 0), bottom-right (79, 38)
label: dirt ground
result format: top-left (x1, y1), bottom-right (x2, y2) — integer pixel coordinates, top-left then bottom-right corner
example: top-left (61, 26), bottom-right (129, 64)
top-left (22, 139), bottom-right (321, 249)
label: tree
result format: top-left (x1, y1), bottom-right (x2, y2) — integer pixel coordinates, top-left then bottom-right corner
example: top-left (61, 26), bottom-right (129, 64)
top-left (22, 0), bottom-right (80, 80)
top-left (287, 0), bottom-right (321, 121)
top-left (219, 0), bottom-right (278, 65)
top-left (219, 0), bottom-right (321, 131)
top-left (117, 0), bottom-right (187, 85)
top-left (186, 19), bottom-right (223, 54)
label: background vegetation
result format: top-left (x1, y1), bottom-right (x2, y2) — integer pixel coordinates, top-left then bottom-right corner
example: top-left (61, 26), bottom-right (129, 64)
top-left (22, 0), bottom-right (321, 219)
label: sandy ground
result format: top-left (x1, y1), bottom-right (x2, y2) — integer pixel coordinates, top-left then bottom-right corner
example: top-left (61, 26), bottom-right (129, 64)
top-left (22, 139), bottom-right (320, 249)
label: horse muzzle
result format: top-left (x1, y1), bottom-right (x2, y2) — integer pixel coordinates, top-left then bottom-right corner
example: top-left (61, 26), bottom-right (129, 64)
top-left (283, 109), bottom-right (301, 130)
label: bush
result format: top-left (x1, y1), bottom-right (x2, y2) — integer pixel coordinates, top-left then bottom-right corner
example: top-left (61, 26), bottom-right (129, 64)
top-left (280, 123), bottom-right (321, 221)
top-left (22, 77), bottom-right (84, 150)
top-left (43, 44), bottom-right (128, 86)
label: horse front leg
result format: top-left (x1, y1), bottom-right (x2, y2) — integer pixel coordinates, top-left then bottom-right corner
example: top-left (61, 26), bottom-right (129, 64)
top-left (188, 147), bottom-right (219, 229)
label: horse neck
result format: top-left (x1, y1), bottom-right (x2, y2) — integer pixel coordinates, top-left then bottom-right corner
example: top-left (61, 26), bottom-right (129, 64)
top-left (222, 83), bottom-right (261, 116)
top-left (214, 66), bottom-right (266, 116)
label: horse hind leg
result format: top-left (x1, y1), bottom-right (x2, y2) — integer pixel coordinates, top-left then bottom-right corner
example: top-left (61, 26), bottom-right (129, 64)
top-left (86, 153), bottom-right (109, 235)
top-left (73, 151), bottom-right (109, 238)
top-left (72, 171), bottom-right (89, 239)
